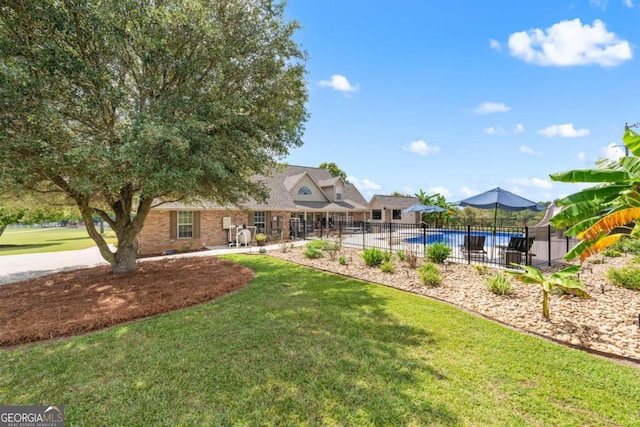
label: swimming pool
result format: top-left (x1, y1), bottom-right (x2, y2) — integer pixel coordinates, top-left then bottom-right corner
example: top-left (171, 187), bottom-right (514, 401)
top-left (405, 229), bottom-right (522, 247)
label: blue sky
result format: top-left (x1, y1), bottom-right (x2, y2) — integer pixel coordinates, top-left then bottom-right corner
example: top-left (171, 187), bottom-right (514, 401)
top-left (283, 0), bottom-right (640, 203)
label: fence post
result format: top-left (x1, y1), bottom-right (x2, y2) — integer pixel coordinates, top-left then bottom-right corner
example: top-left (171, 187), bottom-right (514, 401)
top-left (422, 225), bottom-right (426, 259)
top-left (548, 225), bottom-right (552, 267)
top-left (525, 226), bottom-right (530, 265)
top-left (466, 225), bottom-right (471, 264)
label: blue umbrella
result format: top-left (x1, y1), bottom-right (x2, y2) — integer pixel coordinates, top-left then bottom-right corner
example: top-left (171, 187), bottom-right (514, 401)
top-left (402, 203), bottom-right (447, 214)
top-left (457, 187), bottom-right (545, 230)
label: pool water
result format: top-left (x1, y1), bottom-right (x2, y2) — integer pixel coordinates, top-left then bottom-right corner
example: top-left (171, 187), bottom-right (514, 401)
top-left (405, 229), bottom-right (521, 247)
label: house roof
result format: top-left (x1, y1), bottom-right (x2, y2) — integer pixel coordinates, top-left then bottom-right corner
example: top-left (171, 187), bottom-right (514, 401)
top-left (153, 165), bottom-right (369, 212)
top-left (368, 195), bottom-right (420, 209)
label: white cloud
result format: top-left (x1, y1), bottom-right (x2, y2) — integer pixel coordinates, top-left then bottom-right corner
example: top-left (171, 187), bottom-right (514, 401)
top-left (513, 124), bottom-right (525, 134)
top-left (474, 102), bottom-right (511, 115)
top-left (507, 177), bottom-right (554, 190)
top-left (537, 123), bottom-right (590, 137)
top-left (483, 126), bottom-right (506, 135)
top-left (318, 74), bottom-right (358, 92)
top-left (623, 0), bottom-right (634, 7)
top-left (347, 176), bottom-right (381, 200)
top-left (489, 38), bottom-right (502, 51)
top-left (406, 139), bottom-right (441, 155)
top-left (460, 187), bottom-right (476, 197)
top-left (520, 145), bottom-right (542, 156)
top-left (603, 143), bottom-right (625, 159)
top-left (508, 19), bottom-right (632, 67)
top-left (428, 186), bottom-right (452, 198)
top-left (578, 151), bottom-right (589, 161)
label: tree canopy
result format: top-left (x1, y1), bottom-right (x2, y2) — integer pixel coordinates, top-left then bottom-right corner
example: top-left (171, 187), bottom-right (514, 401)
top-left (319, 162), bottom-right (348, 182)
top-left (0, 0), bottom-right (308, 273)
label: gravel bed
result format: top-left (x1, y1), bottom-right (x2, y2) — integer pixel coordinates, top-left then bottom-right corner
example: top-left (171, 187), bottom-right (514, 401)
top-left (270, 246), bottom-right (640, 362)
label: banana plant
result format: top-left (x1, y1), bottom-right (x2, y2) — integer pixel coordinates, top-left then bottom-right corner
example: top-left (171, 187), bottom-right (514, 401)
top-left (509, 265), bottom-right (589, 320)
top-left (549, 128), bottom-right (640, 262)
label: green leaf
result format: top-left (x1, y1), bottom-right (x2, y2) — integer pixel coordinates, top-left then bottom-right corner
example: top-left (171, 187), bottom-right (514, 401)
top-left (554, 185), bottom-right (630, 207)
top-left (563, 239), bottom-right (597, 261)
top-left (550, 169), bottom-right (630, 183)
top-left (564, 216), bottom-right (601, 237)
top-left (549, 265), bottom-right (582, 279)
top-left (623, 128), bottom-right (640, 157)
top-left (549, 201), bottom-right (604, 228)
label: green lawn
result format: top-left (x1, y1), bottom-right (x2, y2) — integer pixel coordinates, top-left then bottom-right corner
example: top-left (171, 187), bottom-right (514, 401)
top-left (0, 226), bottom-right (115, 255)
top-left (1, 255), bottom-right (639, 426)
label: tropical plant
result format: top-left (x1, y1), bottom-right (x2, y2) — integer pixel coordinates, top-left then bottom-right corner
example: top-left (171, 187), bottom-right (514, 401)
top-left (509, 265), bottom-right (590, 320)
top-left (427, 243), bottom-right (452, 264)
top-left (485, 273), bottom-right (512, 295)
top-left (0, 1), bottom-right (308, 273)
top-left (549, 128), bottom-right (640, 262)
top-left (414, 190), bottom-right (457, 227)
top-left (418, 263), bottom-right (442, 286)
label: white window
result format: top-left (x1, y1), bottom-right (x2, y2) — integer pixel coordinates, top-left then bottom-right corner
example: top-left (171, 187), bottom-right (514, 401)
top-left (254, 211), bottom-right (266, 233)
top-left (177, 211), bottom-right (193, 238)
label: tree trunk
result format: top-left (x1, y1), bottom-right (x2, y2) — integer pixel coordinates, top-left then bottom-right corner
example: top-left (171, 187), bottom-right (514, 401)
top-left (0, 224), bottom-right (6, 238)
top-left (112, 237), bottom-right (138, 274)
top-left (542, 290), bottom-right (550, 320)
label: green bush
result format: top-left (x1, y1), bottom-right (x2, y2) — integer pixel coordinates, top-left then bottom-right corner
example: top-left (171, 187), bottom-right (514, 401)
top-left (607, 265), bottom-right (640, 291)
top-left (338, 255), bottom-right (348, 265)
top-left (485, 273), bottom-right (512, 295)
top-left (303, 247), bottom-right (323, 259)
top-left (306, 239), bottom-right (325, 250)
top-left (362, 247), bottom-right (386, 267)
top-left (321, 239), bottom-right (341, 260)
top-left (610, 236), bottom-right (640, 255)
top-left (419, 263), bottom-right (442, 286)
top-left (380, 261), bottom-right (395, 274)
top-left (602, 249), bottom-right (622, 257)
top-left (474, 264), bottom-right (489, 275)
top-left (396, 249), bottom-right (406, 262)
top-left (382, 250), bottom-right (393, 263)
top-left (427, 243), bottom-right (452, 264)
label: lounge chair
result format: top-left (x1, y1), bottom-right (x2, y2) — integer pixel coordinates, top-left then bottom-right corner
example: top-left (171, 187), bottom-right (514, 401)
top-left (503, 237), bottom-right (535, 265)
top-left (460, 235), bottom-right (487, 260)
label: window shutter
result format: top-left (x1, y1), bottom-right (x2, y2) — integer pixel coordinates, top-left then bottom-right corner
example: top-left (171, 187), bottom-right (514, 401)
top-left (169, 211), bottom-right (177, 239)
top-left (193, 211), bottom-right (201, 239)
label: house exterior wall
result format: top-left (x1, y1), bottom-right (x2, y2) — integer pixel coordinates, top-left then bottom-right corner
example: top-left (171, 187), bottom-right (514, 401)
top-left (367, 197), bottom-right (417, 224)
top-left (138, 209), bottom-right (250, 255)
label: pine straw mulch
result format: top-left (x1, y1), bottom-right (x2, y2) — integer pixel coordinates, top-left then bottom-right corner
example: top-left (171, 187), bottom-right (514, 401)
top-left (0, 256), bottom-right (254, 347)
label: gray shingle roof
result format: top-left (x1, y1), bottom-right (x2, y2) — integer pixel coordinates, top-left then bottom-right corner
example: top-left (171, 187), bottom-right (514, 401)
top-left (368, 195), bottom-right (420, 209)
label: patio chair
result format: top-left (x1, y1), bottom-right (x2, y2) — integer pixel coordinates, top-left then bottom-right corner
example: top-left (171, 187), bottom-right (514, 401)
top-left (460, 235), bottom-right (487, 260)
top-left (503, 237), bottom-right (535, 266)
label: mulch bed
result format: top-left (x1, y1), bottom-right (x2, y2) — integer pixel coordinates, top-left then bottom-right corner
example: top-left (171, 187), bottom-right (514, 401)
top-left (0, 256), bottom-right (255, 347)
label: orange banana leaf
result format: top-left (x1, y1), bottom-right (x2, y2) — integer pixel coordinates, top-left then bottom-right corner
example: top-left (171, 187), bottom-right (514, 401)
top-left (579, 207), bottom-right (640, 241)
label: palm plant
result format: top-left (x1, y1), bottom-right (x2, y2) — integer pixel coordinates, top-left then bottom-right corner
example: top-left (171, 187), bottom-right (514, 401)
top-left (549, 128), bottom-right (640, 262)
top-left (509, 265), bottom-right (589, 320)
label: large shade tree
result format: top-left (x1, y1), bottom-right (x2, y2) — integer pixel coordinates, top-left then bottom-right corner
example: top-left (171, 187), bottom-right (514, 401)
top-left (0, 0), bottom-right (308, 273)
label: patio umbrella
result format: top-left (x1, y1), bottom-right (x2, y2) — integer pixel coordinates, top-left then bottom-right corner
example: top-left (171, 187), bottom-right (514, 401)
top-left (456, 187), bottom-right (545, 254)
top-left (402, 203), bottom-right (447, 214)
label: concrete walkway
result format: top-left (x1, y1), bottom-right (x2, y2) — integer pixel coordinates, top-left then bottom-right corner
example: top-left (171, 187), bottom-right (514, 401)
top-left (0, 241), bottom-right (306, 285)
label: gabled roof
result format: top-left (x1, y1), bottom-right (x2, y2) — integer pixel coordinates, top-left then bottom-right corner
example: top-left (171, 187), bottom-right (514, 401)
top-left (318, 176), bottom-right (342, 187)
top-left (368, 195), bottom-right (420, 209)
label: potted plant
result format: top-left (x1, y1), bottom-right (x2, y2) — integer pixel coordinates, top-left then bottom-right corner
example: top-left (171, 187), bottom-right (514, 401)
top-left (255, 233), bottom-right (267, 246)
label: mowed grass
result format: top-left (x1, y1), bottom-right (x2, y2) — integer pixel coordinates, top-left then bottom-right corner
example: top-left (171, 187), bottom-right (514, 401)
top-left (0, 227), bottom-right (116, 255)
top-left (1, 255), bottom-right (639, 426)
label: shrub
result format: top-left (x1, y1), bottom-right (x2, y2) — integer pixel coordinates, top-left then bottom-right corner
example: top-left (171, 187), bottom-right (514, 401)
top-left (321, 239), bottom-right (341, 260)
top-left (602, 249), bottom-right (622, 258)
top-left (427, 243), bottom-right (451, 264)
top-left (419, 263), bottom-right (442, 286)
top-left (610, 236), bottom-right (640, 255)
top-left (607, 265), bottom-right (640, 291)
top-left (474, 264), bottom-right (489, 275)
top-left (279, 242), bottom-right (290, 253)
top-left (485, 273), bottom-right (512, 295)
top-left (338, 256), bottom-right (348, 265)
top-left (362, 248), bottom-right (385, 267)
top-left (404, 249), bottom-right (419, 269)
top-left (306, 239), bottom-right (325, 250)
top-left (380, 261), bottom-right (395, 274)
top-left (303, 247), bottom-right (323, 259)
top-left (382, 250), bottom-right (393, 263)
top-left (396, 249), bottom-right (406, 262)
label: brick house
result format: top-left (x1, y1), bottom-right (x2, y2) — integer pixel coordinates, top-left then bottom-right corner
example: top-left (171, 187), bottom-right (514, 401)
top-left (138, 165), bottom-right (369, 254)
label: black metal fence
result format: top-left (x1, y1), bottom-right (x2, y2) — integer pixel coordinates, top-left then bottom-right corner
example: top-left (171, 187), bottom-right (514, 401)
top-left (295, 221), bottom-right (577, 269)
